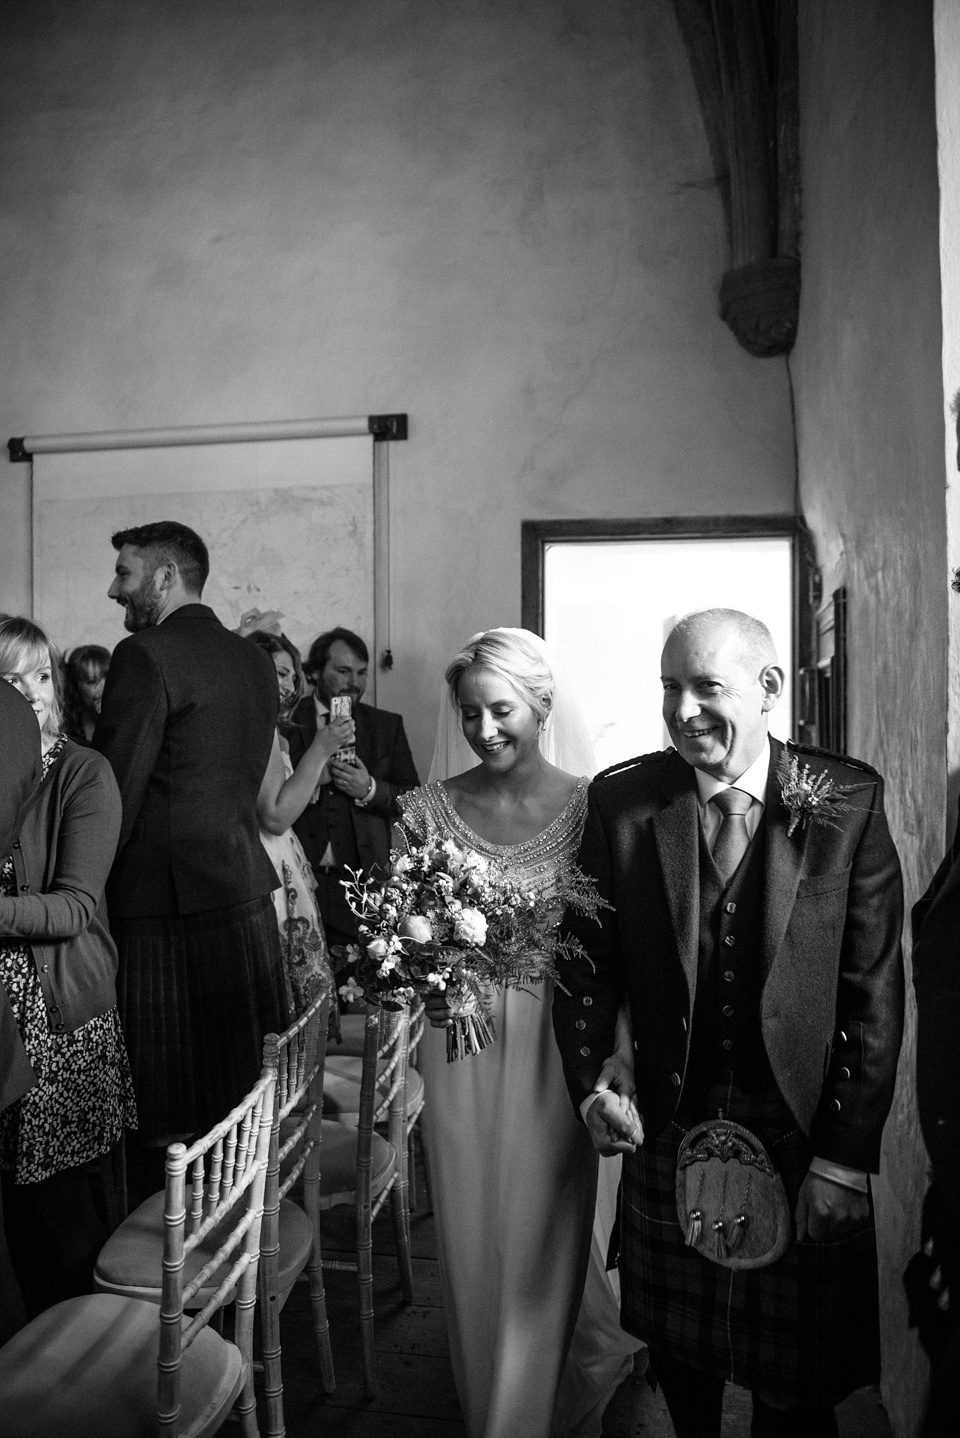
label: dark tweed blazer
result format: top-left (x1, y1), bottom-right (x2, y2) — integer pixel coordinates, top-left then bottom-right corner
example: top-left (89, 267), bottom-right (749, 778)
top-left (94, 603), bottom-right (280, 919)
top-left (283, 696), bottom-right (420, 877)
top-left (553, 737), bottom-right (905, 1173)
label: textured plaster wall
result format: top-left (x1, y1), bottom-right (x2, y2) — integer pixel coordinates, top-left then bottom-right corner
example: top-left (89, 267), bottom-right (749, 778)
top-left (0, 0), bottom-right (794, 770)
top-left (936, 0), bottom-right (960, 786)
top-left (792, 3), bottom-right (944, 1432)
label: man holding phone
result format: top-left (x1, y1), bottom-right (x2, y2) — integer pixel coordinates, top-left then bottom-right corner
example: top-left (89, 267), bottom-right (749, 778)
top-left (283, 626), bottom-right (420, 949)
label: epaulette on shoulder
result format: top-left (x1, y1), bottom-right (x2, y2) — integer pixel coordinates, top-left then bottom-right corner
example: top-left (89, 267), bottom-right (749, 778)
top-left (785, 739), bottom-right (880, 780)
top-left (594, 748), bottom-right (674, 783)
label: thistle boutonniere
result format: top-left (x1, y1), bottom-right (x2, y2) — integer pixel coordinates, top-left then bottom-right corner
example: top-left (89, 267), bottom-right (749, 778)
top-left (776, 752), bottom-right (855, 839)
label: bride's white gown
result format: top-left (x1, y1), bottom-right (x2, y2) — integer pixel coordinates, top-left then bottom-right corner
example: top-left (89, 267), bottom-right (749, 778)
top-left (401, 780), bottom-right (639, 1438)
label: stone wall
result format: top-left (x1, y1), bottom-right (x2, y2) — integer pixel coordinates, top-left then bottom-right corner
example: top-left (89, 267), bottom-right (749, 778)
top-left (792, 3), bottom-right (944, 1431)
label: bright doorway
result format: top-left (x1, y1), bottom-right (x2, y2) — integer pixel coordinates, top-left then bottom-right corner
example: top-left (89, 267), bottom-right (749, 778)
top-left (524, 521), bottom-right (799, 776)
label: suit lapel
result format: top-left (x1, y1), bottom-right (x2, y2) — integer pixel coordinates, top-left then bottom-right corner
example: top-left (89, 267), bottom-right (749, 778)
top-left (761, 737), bottom-right (808, 976)
top-left (651, 754), bottom-right (701, 1000)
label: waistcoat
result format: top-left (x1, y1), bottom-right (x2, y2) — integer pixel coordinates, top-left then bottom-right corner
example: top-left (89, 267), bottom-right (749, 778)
top-left (681, 812), bottom-right (774, 1107)
top-left (295, 784), bottom-right (361, 872)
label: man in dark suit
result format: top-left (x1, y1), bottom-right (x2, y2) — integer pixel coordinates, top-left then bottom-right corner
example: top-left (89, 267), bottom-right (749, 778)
top-left (94, 521), bottom-right (288, 1173)
top-left (553, 608), bottom-right (904, 1438)
top-left (283, 626), bottom-right (419, 949)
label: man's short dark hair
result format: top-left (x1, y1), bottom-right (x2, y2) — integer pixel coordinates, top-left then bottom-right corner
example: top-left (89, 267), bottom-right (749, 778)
top-left (111, 521), bottom-right (210, 595)
top-left (305, 627), bottom-right (369, 679)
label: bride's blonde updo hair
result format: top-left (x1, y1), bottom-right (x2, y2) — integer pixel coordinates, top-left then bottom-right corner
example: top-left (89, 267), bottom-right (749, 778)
top-left (445, 629), bottom-right (555, 725)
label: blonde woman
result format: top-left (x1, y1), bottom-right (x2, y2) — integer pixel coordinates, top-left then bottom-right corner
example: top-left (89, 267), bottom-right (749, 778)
top-left (399, 628), bottom-right (639, 1438)
top-left (0, 617), bottom-right (136, 1314)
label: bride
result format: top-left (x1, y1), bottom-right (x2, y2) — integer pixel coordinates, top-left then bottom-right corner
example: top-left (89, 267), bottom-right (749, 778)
top-left (399, 628), bottom-right (640, 1438)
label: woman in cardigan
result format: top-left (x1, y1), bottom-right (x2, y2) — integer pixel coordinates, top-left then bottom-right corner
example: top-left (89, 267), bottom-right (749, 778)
top-left (0, 616), bottom-right (137, 1315)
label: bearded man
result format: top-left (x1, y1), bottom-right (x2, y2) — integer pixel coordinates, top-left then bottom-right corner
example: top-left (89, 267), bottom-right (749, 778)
top-left (553, 608), bottom-right (904, 1438)
top-left (94, 521), bottom-right (287, 1185)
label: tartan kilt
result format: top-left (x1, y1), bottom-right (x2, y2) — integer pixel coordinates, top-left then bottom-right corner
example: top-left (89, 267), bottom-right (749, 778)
top-left (114, 896), bottom-right (289, 1144)
top-left (620, 1078), bottom-right (880, 1408)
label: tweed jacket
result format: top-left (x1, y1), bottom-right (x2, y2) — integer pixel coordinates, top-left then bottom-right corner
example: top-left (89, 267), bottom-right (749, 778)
top-left (553, 737), bottom-right (905, 1173)
top-left (1, 741), bottom-right (122, 1035)
top-left (94, 603), bottom-right (280, 919)
top-left (283, 696), bottom-right (420, 877)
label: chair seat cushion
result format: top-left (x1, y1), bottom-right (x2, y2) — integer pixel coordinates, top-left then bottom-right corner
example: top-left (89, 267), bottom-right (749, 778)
top-left (323, 1057), bottom-right (425, 1121)
top-left (96, 1192), bottom-right (310, 1303)
top-left (0, 1292), bottom-right (242, 1438)
top-left (318, 1119), bottom-right (396, 1201)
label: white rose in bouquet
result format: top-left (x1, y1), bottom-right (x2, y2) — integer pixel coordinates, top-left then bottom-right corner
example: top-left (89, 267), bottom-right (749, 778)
top-left (399, 914), bottom-right (433, 943)
top-left (454, 907), bottom-right (488, 946)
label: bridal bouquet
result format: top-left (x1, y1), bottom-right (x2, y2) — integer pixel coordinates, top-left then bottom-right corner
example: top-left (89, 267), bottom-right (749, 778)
top-left (335, 836), bottom-right (606, 1062)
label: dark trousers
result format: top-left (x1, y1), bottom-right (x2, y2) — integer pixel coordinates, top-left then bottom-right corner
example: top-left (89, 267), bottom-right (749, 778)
top-left (1, 1163), bottom-right (106, 1318)
top-left (650, 1350), bottom-right (839, 1438)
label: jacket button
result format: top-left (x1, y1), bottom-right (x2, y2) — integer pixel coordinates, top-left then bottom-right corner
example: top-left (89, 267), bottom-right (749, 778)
top-left (723, 970), bottom-right (735, 983)
top-left (722, 1005), bottom-right (734, 1018)
top-left (670, 1072), bottom-right (681, 1087)
top-left (582, 996), bottom-right (593, 1007)
top-left (840, 1066), bottom-right (851, 1080)
top-left (575, 1019), bottom-right (586, 1031)
top-left (41, 964), bottom-right (49, 973)
top-left (579, 1046), bottom-right (591, 1058)
top-left (12, 840), bottom-right (20, 849)
top-left (723, 935), bottom-right (736, 948)
top-left (19, 883), bottom-right (30, 893)
top-left (722, 1039), bottom-right (733, 1052)
top-left (831, 1098), bottom-right (841, 1112)
top-left (724, 902), bottom-right (736, 914)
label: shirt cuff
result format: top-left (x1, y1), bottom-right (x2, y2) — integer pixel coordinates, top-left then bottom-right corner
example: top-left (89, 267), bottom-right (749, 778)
top-left (355, 776), bottom-right (377, 807)
top-left (580, 1091), bottom-right (603, 1121)
top-left (809, 1157), bottom-right (868, 1193)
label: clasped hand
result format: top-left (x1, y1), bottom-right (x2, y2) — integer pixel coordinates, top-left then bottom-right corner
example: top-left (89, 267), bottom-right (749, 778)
top-left (425, 987), bottom-right (492, 1028)
top-left (795, 1172), bottom-right (869, 1242)
top-left (585, 1052), bottom-right (644, 1157)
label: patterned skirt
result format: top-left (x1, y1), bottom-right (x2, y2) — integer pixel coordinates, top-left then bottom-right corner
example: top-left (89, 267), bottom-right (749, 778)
top-left (620, 1076), bottom-right (880, 1407)
top-left (113, 896), bottom-right (289, 1144)
top-left (0, 942), bottom-right (137, 1185)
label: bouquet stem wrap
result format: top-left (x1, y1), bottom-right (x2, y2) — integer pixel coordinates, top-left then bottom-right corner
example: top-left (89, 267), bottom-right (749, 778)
top-left (445, 1006), bottom-right (497, 1062)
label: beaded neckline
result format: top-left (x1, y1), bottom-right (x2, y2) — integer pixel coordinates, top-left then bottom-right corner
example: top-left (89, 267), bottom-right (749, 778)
top-left (425, 776), bottom-right (588, 858)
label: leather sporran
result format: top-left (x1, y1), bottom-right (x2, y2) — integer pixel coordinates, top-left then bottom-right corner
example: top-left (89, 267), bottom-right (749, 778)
top-left (675, 1117), bottom-right (792, 1270)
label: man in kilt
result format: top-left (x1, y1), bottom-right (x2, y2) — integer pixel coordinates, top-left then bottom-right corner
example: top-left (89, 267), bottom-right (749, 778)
top-left (95, 521), bottom-right (289, 1193)
top-left (553, 609), bottom-right (904, 1437)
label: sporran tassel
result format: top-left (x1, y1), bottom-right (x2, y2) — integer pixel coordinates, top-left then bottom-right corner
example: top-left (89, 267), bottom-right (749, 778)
top-left (684, 1209), bottom-right (702, 1247)
top-left (713, 1217), bottom-right (727, 1259)
top-left (728, 1214), bottom-right (748, 1251)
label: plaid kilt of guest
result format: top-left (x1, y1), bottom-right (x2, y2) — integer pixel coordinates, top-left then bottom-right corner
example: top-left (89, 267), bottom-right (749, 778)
top-left (620, 1078), bottom-right (880, 1408)
top-left (113, 896), bottom-right (289, 1144)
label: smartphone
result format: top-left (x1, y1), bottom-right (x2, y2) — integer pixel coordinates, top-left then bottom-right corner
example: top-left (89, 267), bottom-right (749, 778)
top-left (330, 694), bottom-right (356, 762)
